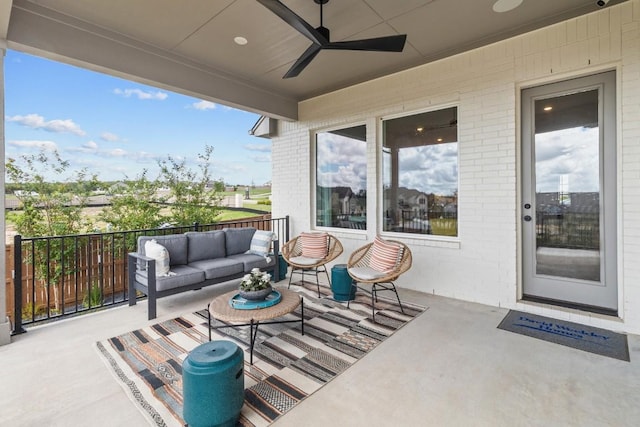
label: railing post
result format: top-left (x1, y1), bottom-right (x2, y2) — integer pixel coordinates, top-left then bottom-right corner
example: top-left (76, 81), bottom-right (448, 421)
top-left (12, 235), bottom-right (26, 335)
top-left (193, 222), bottom-right (200, 232)
top-left (285, 215), bottom-right (290, 243)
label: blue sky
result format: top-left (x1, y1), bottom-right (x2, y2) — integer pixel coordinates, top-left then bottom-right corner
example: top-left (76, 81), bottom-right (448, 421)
top-left (4, 50), bottom-right (270, 185)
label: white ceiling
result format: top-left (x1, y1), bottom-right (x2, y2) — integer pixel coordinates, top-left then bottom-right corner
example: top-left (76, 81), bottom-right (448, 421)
top-left (2, 0), bottom-right (626, 120)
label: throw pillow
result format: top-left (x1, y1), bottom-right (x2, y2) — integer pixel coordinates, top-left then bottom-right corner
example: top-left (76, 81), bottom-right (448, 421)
top-left (369, 236), bottom-right (402, 273)
top-left (246, 230), bottom-right (276, 257)
top-left (144, 239), bottom-right (171, 277)
top-left (300, 232), bottom-right (328, 259)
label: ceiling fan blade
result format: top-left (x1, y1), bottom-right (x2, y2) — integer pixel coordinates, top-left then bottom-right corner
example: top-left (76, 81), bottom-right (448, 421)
top-left (257, 0), bottom-right (328, 46)
top-left (326, 34), bottom-right (407, 52)
top-left (283, 44), bottom-right (322, 79)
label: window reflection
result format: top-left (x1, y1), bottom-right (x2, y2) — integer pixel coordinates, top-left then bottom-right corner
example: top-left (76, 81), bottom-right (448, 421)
top-left (534, 89), bottom-right (601, 281)
top-left (383, 107), bottom-right (458, 236)
top-left (316, 125), bottom-right (367, 229)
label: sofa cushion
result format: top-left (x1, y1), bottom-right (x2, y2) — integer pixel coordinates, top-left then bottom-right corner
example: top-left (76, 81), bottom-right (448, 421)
top-left (138, 234), bottom-right (188, 266)
top-left (188, 258), bottom-right (244, 280)
top-left (144, 239), bottom-right (171, 276)
top-left (228, 253), bottom-right (276, 273)
top-left (246, 230), bottom-right (275, 256)
top-left (185, 231), bottom-right (226, 263)
top-left (136, 265), bottom-right (205, 292)
top-left (223, 227), bottom-right (256, 256)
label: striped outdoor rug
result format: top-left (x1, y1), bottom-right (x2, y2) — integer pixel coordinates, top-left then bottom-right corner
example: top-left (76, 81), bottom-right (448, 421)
top-left (96, 282), bottom-right (426, 427)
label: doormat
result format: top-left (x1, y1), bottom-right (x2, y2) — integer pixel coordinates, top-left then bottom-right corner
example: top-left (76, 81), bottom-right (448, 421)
top-left (498, 310), bottom-right (629, 362)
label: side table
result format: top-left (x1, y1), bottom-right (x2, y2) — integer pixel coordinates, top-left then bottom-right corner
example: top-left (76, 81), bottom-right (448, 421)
top-left (207, 288), bottom-right (304, 364)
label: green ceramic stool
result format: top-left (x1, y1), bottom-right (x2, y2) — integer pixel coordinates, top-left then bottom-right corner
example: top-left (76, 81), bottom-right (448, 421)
top-left (331, 264), bottom-right (356, 301)
top-left (182, 340), bottom-right (244, 427)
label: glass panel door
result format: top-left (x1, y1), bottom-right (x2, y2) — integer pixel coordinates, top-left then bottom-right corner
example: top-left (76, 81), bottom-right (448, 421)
top-left (521, 71), bottom-right (617, 313)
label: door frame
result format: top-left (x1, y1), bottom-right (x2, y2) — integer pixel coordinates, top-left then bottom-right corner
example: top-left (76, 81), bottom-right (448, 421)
top-left (516, 68), bottom-right (620, 315)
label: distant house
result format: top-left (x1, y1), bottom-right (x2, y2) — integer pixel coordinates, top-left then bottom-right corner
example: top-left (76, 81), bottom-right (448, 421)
top-left (386, 187), bottom-right (432, 220)
top-left (537, 192), bottom-right (600, 215)
top-left (13, 190), bottom-right (39, 198)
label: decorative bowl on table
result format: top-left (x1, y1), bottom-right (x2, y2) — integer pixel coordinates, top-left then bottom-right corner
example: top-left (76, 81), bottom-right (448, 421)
top-left (238, 268), bottom-right (273, 301)
top-left (239, 286), bottom-right (273, 301)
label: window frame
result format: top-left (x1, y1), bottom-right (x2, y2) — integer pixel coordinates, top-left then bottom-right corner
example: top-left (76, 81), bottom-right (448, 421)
top-left (312, 122), bottom-right (368, 232)
top-left (378, 104), bottom-right (461, 241)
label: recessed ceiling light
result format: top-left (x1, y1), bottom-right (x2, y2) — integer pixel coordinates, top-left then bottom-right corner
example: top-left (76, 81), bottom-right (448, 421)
top-left (493, 0), bottom-right (524, 13)
top-left (234, 36), bottom-right (248, 46)
top-left (543, 106), bottom-right (553, 111)
top-left (436, 138), bottom-right (444, 142)
top-left (416, 127), bottom-right (424, 132)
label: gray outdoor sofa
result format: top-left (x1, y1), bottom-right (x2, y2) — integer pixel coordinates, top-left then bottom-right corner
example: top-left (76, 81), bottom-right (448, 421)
top-left (128, 227), bottom-right (279, 319)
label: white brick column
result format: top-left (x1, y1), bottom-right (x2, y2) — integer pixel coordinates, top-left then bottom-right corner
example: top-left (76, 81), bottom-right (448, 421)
top-left (0, 47), bottom-right (11, 345)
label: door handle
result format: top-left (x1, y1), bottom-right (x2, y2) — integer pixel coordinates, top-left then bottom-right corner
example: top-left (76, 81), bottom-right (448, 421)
top-left (523, 215), bottom-right (532, 222)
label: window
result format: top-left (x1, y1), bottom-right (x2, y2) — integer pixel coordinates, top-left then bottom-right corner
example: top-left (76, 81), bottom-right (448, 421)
top-left (382, 107), bottom-right (458, 236)
top-left (316, 125), bottom-right (367, 229)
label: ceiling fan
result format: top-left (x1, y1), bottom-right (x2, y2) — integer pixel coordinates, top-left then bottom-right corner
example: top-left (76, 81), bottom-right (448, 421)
top-left (257, 0), bottom-right (407, 79)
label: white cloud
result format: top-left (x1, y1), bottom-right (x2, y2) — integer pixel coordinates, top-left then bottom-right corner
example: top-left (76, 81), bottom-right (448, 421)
top-left (535, 127), bottom-right (599, 193)
top-left (8, 139), bottom-right (58, 151)
top-left (316, 132), bottom-right (367, 193)
top-left (131, 151), bottom-right (161, 164)
top-left (398, 143), bottom-right (458, 196)
top-left (83, 141), bottom-right (98, 150)
top-left (113, 88), bottom-right (168, 100)
top-left (249, 154), bottom-right (271, 163)
top-left (107, 148), bottom-right (128, 157)
top-left (244, 143), bottom-right (271, 153)
top-left (100, 132), bottom-right (120, 142)
top-left (7, 114), bottom-right (86, 136)
top-left (192, 100), bottom-right (216, 110)
top-left (64, 141), bottom-right (100, 154)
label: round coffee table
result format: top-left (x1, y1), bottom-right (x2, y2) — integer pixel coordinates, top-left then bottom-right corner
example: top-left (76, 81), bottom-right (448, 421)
top-left (207, 288), bottom-right (304, 364)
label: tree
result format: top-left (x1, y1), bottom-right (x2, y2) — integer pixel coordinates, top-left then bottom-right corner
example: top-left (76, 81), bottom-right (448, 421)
top-left (6, 150), bottom-right (96, 237)
top-left (6, 149), bottom-right (98, 312)
top-left (99, 170), bottom-right (165, 231)
top-left (157, 145), bottom-right (223, 226)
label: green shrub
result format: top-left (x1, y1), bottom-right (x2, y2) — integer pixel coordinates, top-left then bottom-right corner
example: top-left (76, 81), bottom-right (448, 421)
top-left (83, 283), bottom-right (103, 308)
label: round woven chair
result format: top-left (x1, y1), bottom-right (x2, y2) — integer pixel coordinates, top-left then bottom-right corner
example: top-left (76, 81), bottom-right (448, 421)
top-left (347, 238), bottom-right (412, 320)
top-left (281, 233), bottom-right (343, 297)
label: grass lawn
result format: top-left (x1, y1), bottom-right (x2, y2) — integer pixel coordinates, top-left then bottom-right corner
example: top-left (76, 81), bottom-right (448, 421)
top-left (430, 218), bottom-right (458, 236)
top-left (215, 208), bottom-right (270, 222)
top-left (5, 204), bottom-right (271, 239)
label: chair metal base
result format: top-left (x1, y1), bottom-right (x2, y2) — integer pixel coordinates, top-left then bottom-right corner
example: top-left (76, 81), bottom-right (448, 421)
top-left (287, 265), bottom-right (330, 297)
top-left (348, 281), bottom-right (405, 321)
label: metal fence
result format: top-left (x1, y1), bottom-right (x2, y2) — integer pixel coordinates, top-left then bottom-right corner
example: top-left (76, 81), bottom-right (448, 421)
top-left (10, 215), bottom-right (289, 334)
top-left (536, 212), bottom-right (599, 250)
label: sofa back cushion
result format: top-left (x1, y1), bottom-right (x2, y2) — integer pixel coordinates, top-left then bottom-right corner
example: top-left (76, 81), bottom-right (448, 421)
top-left (138, 234), bottom-right (188, 266)
top-left (185, 231), bottom-right (226, 263)
top-left (223, 227), bottom-right (256, 256)
top-left (246, 230), bottom-right (276, 257)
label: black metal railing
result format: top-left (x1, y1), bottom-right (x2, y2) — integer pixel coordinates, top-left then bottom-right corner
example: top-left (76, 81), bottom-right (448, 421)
top-left (536, 212), bottom-right (599, 250)
top-left (11, 215), bottom-right (289, 334)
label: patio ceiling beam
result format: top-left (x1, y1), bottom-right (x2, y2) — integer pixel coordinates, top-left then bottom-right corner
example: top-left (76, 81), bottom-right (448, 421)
top-left (5, 1), bottom-right (298, 121)
top-left (0, 1), bottom-right (12, 45)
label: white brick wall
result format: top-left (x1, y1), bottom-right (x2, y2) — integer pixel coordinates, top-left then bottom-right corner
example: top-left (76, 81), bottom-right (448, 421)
top-left (272, 0), bottom-right (640, 333)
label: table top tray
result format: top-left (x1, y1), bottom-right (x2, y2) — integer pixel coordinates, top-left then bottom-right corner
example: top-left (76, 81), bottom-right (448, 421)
top-left (229, 290), bottom-right (282, 310)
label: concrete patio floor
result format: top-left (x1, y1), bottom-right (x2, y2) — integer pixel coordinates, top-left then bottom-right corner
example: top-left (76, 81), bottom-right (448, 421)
top-left (1, 278), bottom-right (639, 427)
